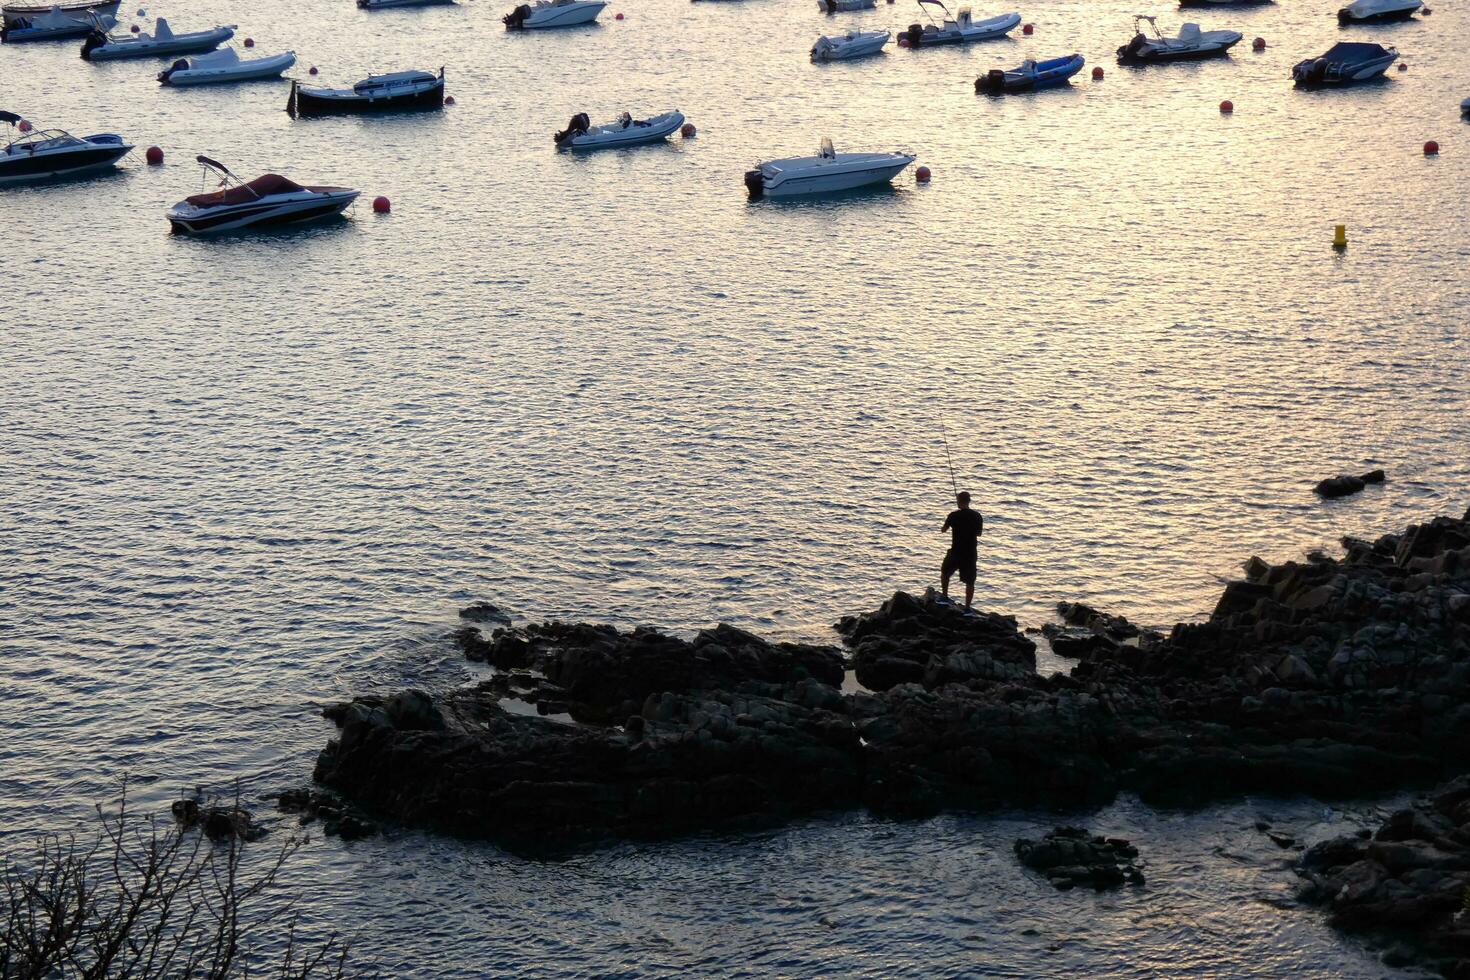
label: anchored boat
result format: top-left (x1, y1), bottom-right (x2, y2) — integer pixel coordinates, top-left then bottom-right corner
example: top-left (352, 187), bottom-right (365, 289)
top-left (554, 110), bottom-right (685, 149)
top-left (503, 0), bottom-right (605, 28)
top-left (288, 68), bottom-right (445, 117)
top-left (901, 1), bottom-right (1020, 46)
top-left (820, 0), bottom-right (876, 11)
top-left (812, 29), bottom-right (890, 60)
top-left (166, 155), bottom-right (359, 234)
top-left (81, 17), bottom-right (234, 60)
top-left (0, 110), bottom-right (131, 185)
top-left (976, 53), bottom-right (1085, 92)
top-left (1117, 16), bottom-right (1241, 63)
top-left (1292, 41), bottom-right (1398, 85)
top-left (159, 46), bottom-right (295, 85)
top-left (1337, 0), bottom-right (1420, 22)
top-left (745, 138), bottom-right (914, 198)
top-left (1, 4), bottom-right (110, 41)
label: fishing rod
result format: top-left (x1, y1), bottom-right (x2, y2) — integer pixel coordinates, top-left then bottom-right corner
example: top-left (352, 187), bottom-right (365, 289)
top-left (939, 420), bottom-right (958, 499)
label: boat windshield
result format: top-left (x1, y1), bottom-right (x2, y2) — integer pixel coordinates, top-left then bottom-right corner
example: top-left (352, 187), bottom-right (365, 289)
top-left (4, 129), bottom-right (84, 154)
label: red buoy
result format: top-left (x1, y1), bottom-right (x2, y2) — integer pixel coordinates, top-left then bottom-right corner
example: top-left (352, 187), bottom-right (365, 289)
top-left (896, 34), bottom-right (909, 46)
top-left (1424, 140), bottom-right (1439, 155)
top-left (614, 10), bottom-right (623, 17)
top-left (680, 122), bottom-right (695, 138)
top-left (17, 120), bottom-right (31, 133)
top-left (915, 165), bottom-right (931, 183)
top-left (145, 145), bottom-right (163, 165)
top-left (1091, 65), bottom-right (1104, 80)
top-left (130, 23), bottom-right (139, 32)
top-left (372, 196), bottom-right (391, 213)
top-left (444, 95), bottom-right (455, 105)
top-left (1422, 5), bottom-right (1431, 11)
top-left (309, 65), bottom-right (318, 75)
top-left (243, 37), bottom-right (254, 47)
top-left (1252, 36), bottom-right (1265, 50)
top-left (1397, 62), bottom-right (1407, 71)
top-left (1021, 22), bottom-right (1033, 34)
top-left (1219, 99), bottom-right (1233, 113)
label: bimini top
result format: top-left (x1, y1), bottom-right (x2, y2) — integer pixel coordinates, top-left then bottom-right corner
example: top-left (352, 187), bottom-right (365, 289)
top-left (1319, 41), bottom-right (1395, 60)
top-left (186, 173), bottom-right (303, 206)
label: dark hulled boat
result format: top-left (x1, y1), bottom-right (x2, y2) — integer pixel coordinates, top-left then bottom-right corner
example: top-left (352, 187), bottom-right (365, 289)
top-left (287, 68), bottom-right (444, 118)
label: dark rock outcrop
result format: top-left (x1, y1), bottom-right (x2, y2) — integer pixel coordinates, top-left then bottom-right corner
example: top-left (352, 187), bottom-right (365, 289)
top-left (1015, 826), bottom-right (1145, 890)
top-left (1315, 469), bottom-right (1387, 499)
top-left (459, 601), bottom-right (512, 625)
top-left (1297, 777), bottom-right (1470, 978)
top-left (170, 799), bottom-right (265, 842)
top-left (278, 788), bottom-right (379, 840)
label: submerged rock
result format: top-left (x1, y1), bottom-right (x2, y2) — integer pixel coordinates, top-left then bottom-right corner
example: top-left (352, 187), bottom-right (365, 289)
top-left (170, 798), bottom-right (265, 842)
top-left (459, 601), bottom-right (512, 625)
top-left (1015, 826), bottom-right (1145, 890)
top-left (1314, 469), bottom-right (1387, 499)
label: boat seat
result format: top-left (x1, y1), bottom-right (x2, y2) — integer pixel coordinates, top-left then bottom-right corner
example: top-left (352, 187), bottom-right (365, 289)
top-left (152, 16), bottom-right (171, 38)
top-left (1178, 22), bottom-right (1201, 42)
top-left (185, 173), bottom-right (302, 206)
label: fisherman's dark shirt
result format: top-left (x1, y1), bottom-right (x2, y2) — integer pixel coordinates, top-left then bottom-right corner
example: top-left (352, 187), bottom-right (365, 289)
top-left (943, 509), bottom-right (983, 554)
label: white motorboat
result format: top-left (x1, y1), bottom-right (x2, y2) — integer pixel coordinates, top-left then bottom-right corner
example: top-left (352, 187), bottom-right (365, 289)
top-left (503, 0), bottom-right (604, 28)
top-left (0, 110), bottom-right (131, 185)
top-left (1, 4), bottom-right (110, 41)
top-left (81, 17), bottom-right (233, 60)
top-left (900, 4), bottom-right (1020, 47)
top-left (745, 138), bottom-right (914, 198)
top-left (1337, 0), bottom-right (1420, 22)
top-left (288, 68), bottom-right (445, 117)
top-left (811, 29), bottom-right (890, 60)
top-left (158, 46), bottom-right (295, 85)
top-left (554, 110), bottom-right (685, 149)
top-left (358, 0), bottom-right (453, 8)
top-left (1117, 16), bottom-right (1241, 62)
top-left (166, 155), bottom-right (359, 234)
top-left (820, 0), bottom-right (875, 11)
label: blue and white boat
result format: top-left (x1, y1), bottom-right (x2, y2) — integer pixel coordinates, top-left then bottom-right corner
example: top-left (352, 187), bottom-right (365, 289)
top-left (503, 0), bottom-right (604, 28)
top-left (1292, 41), bottom-right (1398, 85)
top-left (900, 2), bottom-right (1020, 47)
top-left (0, 3), bottom-right (110, 41)
top-left (0, 111), bottom-right (132, 185)
top-left (975, 53), bottom-right (1085, 92)
top-left (554, 110), bottom-right (684, 150)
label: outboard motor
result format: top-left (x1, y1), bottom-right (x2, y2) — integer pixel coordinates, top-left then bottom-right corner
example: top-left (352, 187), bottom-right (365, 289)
top-left (822, 0), bottom-right (836, 11)
top-left (744, 169), bottom-right (765, 200)
top-left (904, 23), bottom-right (923, 46)
top-left (80, 28), bottom-right (108, 60)
top-left (1309, 57), bottom-right (1329, 83)
top-left (976, 68), bottom-right (1006, 92)
top-left (1336, 7), bottom-right (1352, 23)
top-left (159, 57), bottom-right (188, 83)
top-left (503, 4), bottom-right (532, 28)
top-left (1118, 32), bottom-right (1148, 61)
top-left (553, 112), bottom-right (590, 145)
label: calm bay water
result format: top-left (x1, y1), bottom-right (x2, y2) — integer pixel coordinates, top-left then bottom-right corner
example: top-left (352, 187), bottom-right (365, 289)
top-left (3, 0), bottom-right (1468, 972)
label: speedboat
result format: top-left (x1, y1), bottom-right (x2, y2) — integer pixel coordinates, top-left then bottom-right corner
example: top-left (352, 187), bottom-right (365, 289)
top-left (1, 4), bottom-right (110, 41)
top-left (81, 17), bottom-right (234, 60)
top-left (812, 29), bottom-right (890, 60)
top-left (503, 0), bottom-right (604, 28)
top-left (1117, 16), bottom-right (1241, 63)
top-left (0, 111), bottom-right (132, 185)
top-left (554, 110), bottom-right (684, 149)
top-left (976, 53), bottom-right (1085, 92)
top-left (745, 138), bottom-right (914, 198)
top-left (158, 46), bottom-right (295, 85)
top-left (1292, 41), bottom-right (1397, 84)
top-left (820, 0), bottom-right (875, 11)
top-left (288, 68), bottom-right (445, 117)
top-left (359, 0), bottom-right (453, 8)
top-left (166, 156), bottom-right (359, 234)
top-left (900, 5), bottom-right (1020, 47)
top-left (1338, 0), bottom-right (1419, 22)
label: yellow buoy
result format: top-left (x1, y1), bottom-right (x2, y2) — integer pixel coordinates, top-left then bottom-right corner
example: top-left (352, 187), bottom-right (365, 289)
top-left (1333, 224), bottom-right (1347, 248)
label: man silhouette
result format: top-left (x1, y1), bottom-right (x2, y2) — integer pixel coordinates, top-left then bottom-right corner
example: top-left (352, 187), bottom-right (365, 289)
top-left (941, 491), bottom-right (984, 609)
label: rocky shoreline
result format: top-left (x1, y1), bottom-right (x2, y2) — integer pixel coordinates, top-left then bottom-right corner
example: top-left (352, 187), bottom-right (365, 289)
top-left (308, 508), bottom-right (1470, 972)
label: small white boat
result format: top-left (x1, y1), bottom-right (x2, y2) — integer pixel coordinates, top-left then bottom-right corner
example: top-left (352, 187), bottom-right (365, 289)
top-left (820, 0), bottom-right (875, 11)
top-left (1, 4), bottom-right (110, 41)
top-left (81, 17), bottom-right (234, 60)
top-left (745, 138), bottom-right (914, 198)
top-left (358, 0), bottom-right (453, 8)
top-left (2, 0), bottom-right (113, 18)
top-left (158, 46), bottom-right (295, 85)
top-left (811, 29), bottom-right (890, 60)
top-left (167, 155), bottom-right (359, 234)
top-left (900, 5), bottom-right (1020, 47)
top-left (0, 110), bottom-right (132, 185)
top-left (554, 110), bottom-right (684, 149)
top-left (503, 0), bottom-right (604, 28)
top-left (1337, 0), bottom-right (1420, 22)
top-left (1117, 16), bottom-right (1241, 62)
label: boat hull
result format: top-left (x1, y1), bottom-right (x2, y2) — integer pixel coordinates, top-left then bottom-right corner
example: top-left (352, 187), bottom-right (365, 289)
top-left (752, 159), bottom-right (913, 198)
top-left (1117, 38), bottom-right (1240, 63)
top-left (559, 111), bottom-right (684, 150)
top-left (1, 20), bottom-right (92, 41)
top-left (0, 142), bottom-right (130, 185)
top-left (505, 1), bottom-right (604, 28)
top-left (82, 26), bottom-right (234, 60)
top-left (167, 190), bottom-right (359, 234)
top-left (160, 52), bottom-right (295, 85)
top-left (288, 77), bottom-right (444, 117)
top-left (976, 54), bottom-right (1085, 92)
top-left (901, 13), bottom-right (1020, 46)
top-left (812, 32), bottom-right (889, 60)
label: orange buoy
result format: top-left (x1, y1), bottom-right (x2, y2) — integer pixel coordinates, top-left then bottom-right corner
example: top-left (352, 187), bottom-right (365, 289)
top-left (145, 145), bottom-right (163, 165)
top-left (1424, 140), bottom-right (1439, 155)
top-left (17, 120), bottom-right (31, 133)
top-left (1021, 22), bottom-right (1033, 34)
top-left (1252, 36), bottom-right (1265, 50)
top-left (1219, 99), bottom-right (1233, 113)
top-left (916, 165), bottom-right (931, 183)
top-left (444, 95), bottom-right (455, 105)
top-left (680, 122), bottom-right (695, 138)
top-left (1091, 65), bottom-right (1103, 80)
top-left (372, 196), bottom-right (391, 213)
top-left (243, 37), bottom-right (254, 47)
